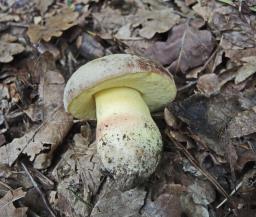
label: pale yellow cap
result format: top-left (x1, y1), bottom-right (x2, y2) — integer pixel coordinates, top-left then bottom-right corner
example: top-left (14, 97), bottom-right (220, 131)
top-left (63, 54), bottom-right (176, 119)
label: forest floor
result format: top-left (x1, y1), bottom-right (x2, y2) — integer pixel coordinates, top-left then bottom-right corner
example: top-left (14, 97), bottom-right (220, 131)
top-left (0, 0), bottom-right (256, 217)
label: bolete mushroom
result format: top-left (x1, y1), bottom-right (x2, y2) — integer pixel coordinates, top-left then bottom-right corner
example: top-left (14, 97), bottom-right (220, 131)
top-left (63, 54), bottom-right (176, 189)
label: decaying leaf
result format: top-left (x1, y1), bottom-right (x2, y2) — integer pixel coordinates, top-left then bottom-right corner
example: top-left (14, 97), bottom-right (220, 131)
top-left (91, 179), bottom-right (146, 217)
top-left (209, 4), bottom-right (256, 51)
top-left (26, 109), bottom-right (73, 169)
top-left (169, 94), bottom-right (240, 155)
top-left (187, 179), bottom-right (216, 205)
top-left (0, 108), bottom-right (72, 168)
top-left (141, 187), bottom-right (183, 217)
top-left (0, 188), bottom-right (27, 217)
top-left (145, 21), bottom-right (215, 73)
top-left (192, 3), bottom-right (213, 21)
top-left (235, 56), bottom-right (256, 84)
top-left (180, 194), bottom-right (209, 217)
top-left (131, 9), bottom-right (180, 39)
top-left (197, 73), bottom-right (221, 97)
top-left (0, 41), bottom-right (25, 63)
top-left (34, 0), bottom-right (54, 14)
top-left (228, 107), bottom-right (256, 138)
top-left (52, 138), bottom-right (103, 217)
top-left (94, 5), bottom-right (180, 40)
top-left (27, 8), bottom-right (79, 43)
top-left (0, 58), bottom-right (73, 168)
top-left (78, 33), bottom-right (105, 60)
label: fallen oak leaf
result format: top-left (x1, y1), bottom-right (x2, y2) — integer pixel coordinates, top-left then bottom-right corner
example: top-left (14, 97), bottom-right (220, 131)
top-left (131, 9), bottom-right (180, 39)
top-left (145, 21), bottom-right (215, 73)
top-left (27, 7), bottom-right (79, 43)
top-left (93, 5), bottom-right (180, 40)
top-left (0, 42), bottom-right (25, 63)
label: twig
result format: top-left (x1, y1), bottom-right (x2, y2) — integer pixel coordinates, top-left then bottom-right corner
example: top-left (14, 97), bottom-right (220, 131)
top-left (166, 130), bottom-right (230, 200)
top-left (0, 181), bottom-right (13, 191)
top-left (20, 162), bottom-right (57, 217)
top-left (216, 181), bottom-right (243, 209)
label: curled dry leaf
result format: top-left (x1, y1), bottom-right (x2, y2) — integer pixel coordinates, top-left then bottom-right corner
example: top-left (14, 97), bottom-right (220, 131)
top-left (145, 22), bottom-right (215, 73)
top-left (27, 8), bottom-right (79, 43)
top-left (0, 188), bottom-right (27, 217)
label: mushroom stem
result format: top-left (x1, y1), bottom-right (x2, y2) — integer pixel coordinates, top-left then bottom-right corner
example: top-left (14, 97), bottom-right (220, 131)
top-left (95, 87), bottom-right (162, 189)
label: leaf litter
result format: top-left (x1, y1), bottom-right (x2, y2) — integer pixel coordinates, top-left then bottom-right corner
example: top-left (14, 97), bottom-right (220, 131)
top-left (0, 0), bottom-right (256, 217)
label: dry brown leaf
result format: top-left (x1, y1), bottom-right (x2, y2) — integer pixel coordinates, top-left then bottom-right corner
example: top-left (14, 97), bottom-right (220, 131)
top-left (26, 108), bottom-right (73, 169)
top-left (225, 48), bottom-right (256, 63)
top-left (192, 3), bottom-right (213, 21)
top-left (34, 0), bottom-right (54, 14)
top-left (180, 194), bottom-right (209, 217)
top-left (131, 9), bottom-right (180, 39)
top-left (235, 56), bottom-right (256, 84)
top-left (0, 108), bottom-right (72, 168)
top-left (94, 5), bottom-right (180, 40)
top-left (197, 73), bottom-right (221, 97)
top-left (0, 41), bottom-right (24, 63)
top-left (27, 8), bottom-right (79, 43)
top-left (0, 58), bottom-right (73, 168)
top-left (145, 21), bottom-right (215, 73)
top-left (91, 179), bottom-right (146, 217)
top-left (227, 108), bottom-right (256, 138)
top-left (0, 188), bottom-right (27, 217)
top-left (52, 139), bottom-right (103, 217)
top-left (141, 188), bottom-right (183, 217)
top-left (209, 4), bottom-right (256, 51)
top-left (169, 95), bottom-right (240, 155)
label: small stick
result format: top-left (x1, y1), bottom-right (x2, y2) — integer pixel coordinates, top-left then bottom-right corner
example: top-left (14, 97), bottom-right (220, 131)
top-left (216, 181), bottom-right (243, 209)
top-left (21, 162), bottom-right (57, 217)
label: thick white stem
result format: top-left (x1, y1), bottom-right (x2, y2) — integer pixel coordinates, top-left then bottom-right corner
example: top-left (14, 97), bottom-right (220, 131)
top-left (95, 87), bottom-right (162, 189)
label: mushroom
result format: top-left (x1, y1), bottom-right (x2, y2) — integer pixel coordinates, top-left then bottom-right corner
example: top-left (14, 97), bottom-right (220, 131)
top-left (63, 54), bottom-right (176, 189)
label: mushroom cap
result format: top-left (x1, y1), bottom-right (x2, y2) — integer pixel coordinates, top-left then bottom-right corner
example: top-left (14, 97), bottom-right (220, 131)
top-left (64, 54), bottom-right (176, 119)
